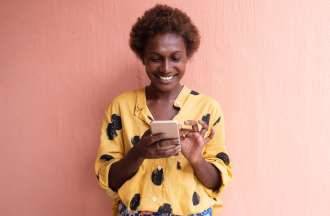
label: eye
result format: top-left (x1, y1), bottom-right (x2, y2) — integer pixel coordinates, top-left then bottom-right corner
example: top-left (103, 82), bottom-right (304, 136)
top-left (150, 58), bottom-right (161, 62)
top-left (172, 56), bottom-right (181, 62)
top-left (149, 55), bottom-right (162, 62)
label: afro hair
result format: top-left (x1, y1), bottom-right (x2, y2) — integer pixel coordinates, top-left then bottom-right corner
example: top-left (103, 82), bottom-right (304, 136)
top-left (129, 4), bottom-right (201, 60)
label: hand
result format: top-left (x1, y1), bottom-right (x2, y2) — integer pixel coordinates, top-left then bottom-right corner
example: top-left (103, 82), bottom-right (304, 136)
top-left (133, 129), bottom-right (181, 159)
top-left (180, 120), bottom-right (215, 164)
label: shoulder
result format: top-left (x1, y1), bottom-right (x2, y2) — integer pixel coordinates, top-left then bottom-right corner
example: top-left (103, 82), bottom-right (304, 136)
top-left (112, 89), bottom-right (138, 104)
top-left (105, 89), bottom-right (140, 112)
top-left (187, 88), bottom-right (223, 114)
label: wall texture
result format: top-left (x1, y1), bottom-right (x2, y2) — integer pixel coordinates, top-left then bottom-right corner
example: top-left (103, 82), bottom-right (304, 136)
top-left (1, 0), bottom-right (329, 215)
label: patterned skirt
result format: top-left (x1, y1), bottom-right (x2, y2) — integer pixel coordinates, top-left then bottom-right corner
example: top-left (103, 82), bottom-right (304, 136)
top-left (117, 201), bottom-right (212, 216)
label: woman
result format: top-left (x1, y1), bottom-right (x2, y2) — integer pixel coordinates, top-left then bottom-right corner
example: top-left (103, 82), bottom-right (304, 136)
top-left (95, 4), bottom-right (232, 216)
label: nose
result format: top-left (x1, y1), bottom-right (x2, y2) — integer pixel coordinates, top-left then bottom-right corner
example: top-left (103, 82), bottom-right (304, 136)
top-left (160, 59), bottom-right (170, 74)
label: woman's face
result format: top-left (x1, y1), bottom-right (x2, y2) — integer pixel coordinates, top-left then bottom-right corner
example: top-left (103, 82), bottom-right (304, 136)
top-left (143, 33), bottom-right (188, 93)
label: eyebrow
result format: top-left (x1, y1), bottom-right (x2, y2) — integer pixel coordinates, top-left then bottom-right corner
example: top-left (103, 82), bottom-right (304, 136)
top-left (149, 51), bottom-right (183, 55)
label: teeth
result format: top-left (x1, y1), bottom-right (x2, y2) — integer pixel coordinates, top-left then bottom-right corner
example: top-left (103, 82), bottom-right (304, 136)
top-left (159, 75), bottom-right (173, 81)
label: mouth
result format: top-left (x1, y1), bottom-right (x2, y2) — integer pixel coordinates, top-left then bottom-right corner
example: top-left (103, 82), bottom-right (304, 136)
top-left (154, 74), bottom-right (176, 83)
top-left (159, 75), bottom-right (174, 80)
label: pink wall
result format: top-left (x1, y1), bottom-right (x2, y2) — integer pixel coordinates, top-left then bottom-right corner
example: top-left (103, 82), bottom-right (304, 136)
top-left (1, 0), bottom-right (329, 215)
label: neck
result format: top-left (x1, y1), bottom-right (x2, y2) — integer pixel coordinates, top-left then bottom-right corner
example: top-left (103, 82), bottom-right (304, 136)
top-left (146, 84), bottom-right (183, 101)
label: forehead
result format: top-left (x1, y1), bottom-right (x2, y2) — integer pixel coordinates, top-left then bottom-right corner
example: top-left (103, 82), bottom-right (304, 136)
top-left (145, 33), bottom-right (186, 54)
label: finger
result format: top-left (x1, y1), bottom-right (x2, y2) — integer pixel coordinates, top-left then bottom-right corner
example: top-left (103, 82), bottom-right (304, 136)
top-left (158, 145), bottom-right (181, 157)
top-left (146, 133), bottom-right (167, 145)
top-left (180, 128), bottom-right (194, 133)
top-left (186, 131), bottom-right (204, 144)
top-left (179, 128), bottom-right (191, 138)
top-left (180, 128), bottom-right (193, 134)
top-left (198, 120), bottom-right (209, 137)
top-left (156, 144), bottom-right (178, 153)
top-left (169, 138), bottom-right (181, 144)
top-left (204, 128), bottom-right (215, 144)
top-left (157, 140), bottom-right (180, 150)
top-left (151, 133), bottom-right (179, 144)
top-left (145, 142), bottom-right (165, 159)
top-left (186, 131), bottom-right (198, 138)
top-left (142, 128), bottom-right (152, 138)
top-left (174, 145), bottom-right (181, 155)
top-left (184, 120), bottom-right (198, 127)
top-left (184, 120), bottom-right (199, 132)
top-left (156, 139), bottom-right (180, 151)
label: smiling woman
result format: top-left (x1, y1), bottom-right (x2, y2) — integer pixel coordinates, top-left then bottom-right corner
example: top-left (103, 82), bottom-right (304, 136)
top-left (143, 33), bottom-right (187, 94)
top-left (94, 4), bottom-right (232, 216)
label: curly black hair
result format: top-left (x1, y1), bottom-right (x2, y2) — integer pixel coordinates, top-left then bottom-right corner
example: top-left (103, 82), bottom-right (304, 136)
top-left (129, 4), bottom-right (201, 60)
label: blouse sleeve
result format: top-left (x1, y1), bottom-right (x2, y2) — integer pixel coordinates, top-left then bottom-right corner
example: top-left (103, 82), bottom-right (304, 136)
top-left (202, 100), bottom-right (233, 199)
top-left (94, 102), bottom-right (124, 198)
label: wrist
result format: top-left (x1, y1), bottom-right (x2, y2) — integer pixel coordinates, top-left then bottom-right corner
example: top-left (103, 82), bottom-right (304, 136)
top-left (190, 154), bottom-right (204, 166)
top-left (129, 145), bottom-right (145, 162)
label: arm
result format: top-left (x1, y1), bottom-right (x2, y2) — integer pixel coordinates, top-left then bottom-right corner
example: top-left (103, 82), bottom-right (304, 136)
top-left (94, 103), bottom-right (125, 195)
top-left (108, 129), bottom-right (181, 191)
top-left (191, 156), bottom-right (222, 190)
top-left (108, 147), bottom-right (144, 191)
top-left (180, 126), bottom-right (221, 190)
top-left (180, 102), bottom-right (232, 195)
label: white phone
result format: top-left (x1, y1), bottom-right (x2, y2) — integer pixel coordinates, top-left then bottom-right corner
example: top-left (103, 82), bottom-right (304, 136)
top-left (150, 120), bottom-right (180, 143)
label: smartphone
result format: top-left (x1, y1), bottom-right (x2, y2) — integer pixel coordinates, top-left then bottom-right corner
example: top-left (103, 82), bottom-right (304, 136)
top-left (150, 120), bottom-right (180, 144)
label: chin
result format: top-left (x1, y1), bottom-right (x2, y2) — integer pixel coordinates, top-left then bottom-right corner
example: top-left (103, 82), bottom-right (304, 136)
top-left (150, 81), bottom-right (181, 93)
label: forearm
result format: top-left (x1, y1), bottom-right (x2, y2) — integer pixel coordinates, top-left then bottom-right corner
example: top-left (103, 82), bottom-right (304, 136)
top-left (191, 157), bottom-right (222, 190)
top-left (108, 146), bottom-right (144, 191)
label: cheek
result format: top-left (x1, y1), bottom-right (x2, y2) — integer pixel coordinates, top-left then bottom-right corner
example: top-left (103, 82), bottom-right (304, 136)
top-left (176, 63), bottom-right (186, 74)
top-left (145, 63), bottom-right (159, 73)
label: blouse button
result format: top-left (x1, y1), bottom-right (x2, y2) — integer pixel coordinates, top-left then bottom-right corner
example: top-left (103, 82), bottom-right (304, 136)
top-left (152, 196), bottom-right (157, 202)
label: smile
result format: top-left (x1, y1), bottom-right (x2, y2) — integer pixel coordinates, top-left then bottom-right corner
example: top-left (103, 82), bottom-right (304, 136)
top-left (154, 73), bottom-right (176, 82)
top-left (159, 75), bottom-right (174, 81)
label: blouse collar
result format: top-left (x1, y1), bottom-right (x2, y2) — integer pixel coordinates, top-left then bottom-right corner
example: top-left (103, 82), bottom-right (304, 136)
top-left (134, 85), bottom-right (191, 125)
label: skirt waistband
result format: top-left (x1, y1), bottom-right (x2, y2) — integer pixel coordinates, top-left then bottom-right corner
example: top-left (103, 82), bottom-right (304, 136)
top-left (117, 201), bottom-right (212, 216)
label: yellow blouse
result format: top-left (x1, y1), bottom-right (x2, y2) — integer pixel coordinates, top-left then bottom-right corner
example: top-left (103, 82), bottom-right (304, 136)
top-left (94, 86), bottom-right (232, 215)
